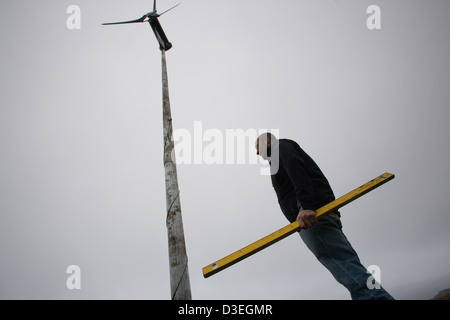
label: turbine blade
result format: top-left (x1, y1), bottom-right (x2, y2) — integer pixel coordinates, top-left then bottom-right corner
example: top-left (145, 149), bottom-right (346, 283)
top-left (102, 15), bottom-right (147, 25)
top-left (158, 3), bottom-right (181, 16)
top-left (153, 0), bottom-right (157, 13)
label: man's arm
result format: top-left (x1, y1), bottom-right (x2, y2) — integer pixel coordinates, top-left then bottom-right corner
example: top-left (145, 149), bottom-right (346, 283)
top-left (279, 144), bottom-right (318, 228)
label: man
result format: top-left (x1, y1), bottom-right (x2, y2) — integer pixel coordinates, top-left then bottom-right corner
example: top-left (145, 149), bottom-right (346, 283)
top-left (255, 133), bottom-right (394, 300)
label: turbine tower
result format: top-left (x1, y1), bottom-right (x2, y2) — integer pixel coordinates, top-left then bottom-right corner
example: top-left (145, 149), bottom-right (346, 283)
top-left (103, 1), bottom-right (192, 300)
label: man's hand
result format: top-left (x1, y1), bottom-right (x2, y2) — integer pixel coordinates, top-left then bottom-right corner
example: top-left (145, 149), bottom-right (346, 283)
top-left (297, 210), bottom-right (318, 229)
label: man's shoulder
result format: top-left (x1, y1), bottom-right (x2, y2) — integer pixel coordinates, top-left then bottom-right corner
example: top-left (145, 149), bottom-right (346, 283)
top-left (278, 139), bottom-right (300, 151)
top-left (276, 139), bottom-right (304, 161)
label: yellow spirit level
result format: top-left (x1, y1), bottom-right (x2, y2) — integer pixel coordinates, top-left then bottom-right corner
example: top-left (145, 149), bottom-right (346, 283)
top-left (203, 172), bottom-right (395, 278)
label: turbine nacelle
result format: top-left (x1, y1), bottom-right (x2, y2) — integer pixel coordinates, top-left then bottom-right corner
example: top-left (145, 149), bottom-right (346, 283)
top-left (102, 1), bottom-right (181, 51)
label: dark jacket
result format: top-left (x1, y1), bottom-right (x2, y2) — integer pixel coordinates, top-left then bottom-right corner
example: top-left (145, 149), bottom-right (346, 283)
top-left (270, 139), bottom-right (336, 223)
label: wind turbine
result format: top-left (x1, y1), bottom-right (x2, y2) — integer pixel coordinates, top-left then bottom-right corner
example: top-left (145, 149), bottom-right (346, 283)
top-left (103, 1), bottom-right (192, 300)
top-left (102, 0), bottom-right (181, 51)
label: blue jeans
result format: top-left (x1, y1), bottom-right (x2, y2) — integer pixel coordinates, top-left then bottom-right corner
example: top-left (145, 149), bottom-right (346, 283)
top-left (299, 212), bottom-right (394, 300)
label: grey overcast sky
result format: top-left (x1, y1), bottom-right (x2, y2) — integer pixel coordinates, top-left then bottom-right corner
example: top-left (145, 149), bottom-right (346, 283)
top-left (1, 0), bottom-right (449, 299)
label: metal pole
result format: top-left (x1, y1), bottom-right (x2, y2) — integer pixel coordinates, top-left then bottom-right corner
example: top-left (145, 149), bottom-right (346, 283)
top-left (161, 50), bottom-right (192, 300)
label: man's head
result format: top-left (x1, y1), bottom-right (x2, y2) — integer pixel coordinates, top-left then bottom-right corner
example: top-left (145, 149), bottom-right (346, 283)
top-left (255, 132), bottom-right (277, 160)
